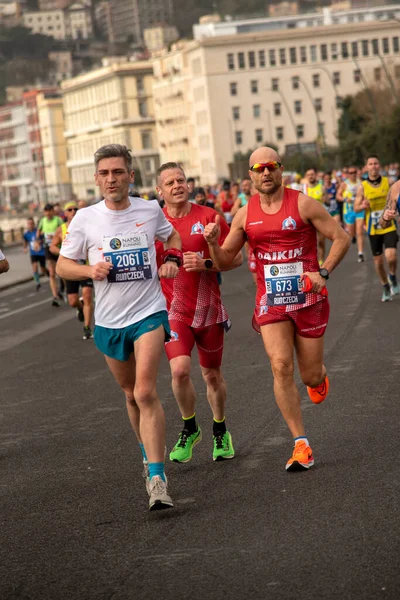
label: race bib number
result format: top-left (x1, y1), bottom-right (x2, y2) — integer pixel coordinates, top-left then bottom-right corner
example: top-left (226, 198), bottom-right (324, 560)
top-left (44, 233), bottom-right (54, 245)
top-left (265, 262), bottom-right (305, 306)
top-left (371, 210), bottom-right (384, 230)
top-left (103, 234), bottom-right (152, 283)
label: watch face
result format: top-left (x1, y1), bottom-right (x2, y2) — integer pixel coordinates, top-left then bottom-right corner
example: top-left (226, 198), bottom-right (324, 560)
top-left (205, 259), bottom-right (213, 269)
top-left (320, 268), bottom-right (329, 279)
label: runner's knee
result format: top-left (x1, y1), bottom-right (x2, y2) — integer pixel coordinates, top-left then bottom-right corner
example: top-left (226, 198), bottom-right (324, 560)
top-left (133, 383), bottom-right (157, 407)
top-left (201, 367), bottom-right (223, 389)
top-left (170, 363), bottom-right (191, 385)
top-left (271, 358), bottom-right (294, 382)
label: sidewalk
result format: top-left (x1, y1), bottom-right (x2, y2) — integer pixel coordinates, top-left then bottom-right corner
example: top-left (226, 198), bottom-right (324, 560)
top-left (0, 246), bottom-right (35, 291)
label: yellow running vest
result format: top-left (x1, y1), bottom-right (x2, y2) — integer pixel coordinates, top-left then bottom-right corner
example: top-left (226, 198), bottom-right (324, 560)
top-left (306, 182), bottom-right (324, 203)
top-left (61, 222), bottom-right (68, 241)
top-left (362, 177), bottom-right (394, 236)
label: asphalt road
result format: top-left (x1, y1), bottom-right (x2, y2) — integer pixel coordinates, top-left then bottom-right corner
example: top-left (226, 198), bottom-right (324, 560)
top-left (1, 245), bottom-right (399, 600)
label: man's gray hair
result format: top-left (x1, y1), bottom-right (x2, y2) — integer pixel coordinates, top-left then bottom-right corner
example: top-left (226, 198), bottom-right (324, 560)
top-left (94, 144), bottom-right (133, 172)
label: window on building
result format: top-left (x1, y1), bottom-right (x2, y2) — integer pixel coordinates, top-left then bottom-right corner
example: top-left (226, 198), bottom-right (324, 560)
top-left (274, 102), bottom-right (281, 116)
top-left (138, 100), bottom-right (147, 117)
top-left (321, 44), bottom-right (328, 61)
top-left (382, 38), bottom-right (389, 54)
top-left (372, 39), bottom-right (379, 55)
top-left (374, 67), bottom-right (381, 82)
top-left (235, 131), bottom-right (243, 145)
top-left (269, 49), bottom-right (276, 67)
top-left (230, 82), bottom-right (237, 96)
top-left (393, 37), bottom-right (400, 53)
top-left (341, 41), bottom-right (349, 59)
top-left (137, 78), bottom-right (144, 93)
top-left (312, 73), bottom-right (320, 88)
top-left (279, 48), bottom-right (286, 65)
top-left (300, 46), bottom-right (307, 63)
top-left (318, 123), bottom-right (325, 137)
top-left (238, 52), bottom-right (245, 69)
top-left (227, 53), bottom-right (235, 70)
top-left (395, 65), bottom-right (400, 79)
top-left (259, 50), bottom-right (265, 67)
top-left (310, 45), bottom-right (317, 62)
top-left (248, 51), bottom-right (256, 68)
top-left (362, 40), bottom-right (369, 57)
top-left (290, 47), bottom-right (297, 64)
top-left (315, 98), bottom-right (322, 111)
top-left (333, 71), bottom-right (341, 85)
top-left (294, 100), bottom-right (302, 114)
top-left (292, 76), bottom-right (299, 90)
top-left (276, 126), bottom-right (284, 141)
top-left (354, 69), bottom-right (361, 83)
top-left (331, 43), bottom-right (338, 59)
top-left (141, 130), bottom-right (152, 149)
top-left (296, 125), bottom-right (304, 138)
top-left (271, 78), bottom-right (279, 91)
top-left (255, 128), bottom-right (263, 143)
top-left (232, 106), bottom-right (240, 120)
top-left (250, 80), bottom-right (258, 94)
top-left (253, 104), bottom-right (261, 118)
top-left (351, 41), bottom-right (358, 58)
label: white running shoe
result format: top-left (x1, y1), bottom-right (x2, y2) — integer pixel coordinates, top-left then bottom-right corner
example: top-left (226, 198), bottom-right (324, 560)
top-left (148, 475), bottom-right (173, 511)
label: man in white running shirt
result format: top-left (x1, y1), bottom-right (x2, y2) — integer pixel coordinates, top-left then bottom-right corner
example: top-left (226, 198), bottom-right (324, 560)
top-left (57, 144), bottom-right (182, 511)
top-left (0, 247), bottom-right (9, 273)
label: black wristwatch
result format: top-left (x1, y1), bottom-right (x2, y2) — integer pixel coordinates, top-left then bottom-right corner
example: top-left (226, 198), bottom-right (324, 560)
top-left (204, 258), bottom-right (213, 270)
top-left (319, 268), bottom-right (329, 280)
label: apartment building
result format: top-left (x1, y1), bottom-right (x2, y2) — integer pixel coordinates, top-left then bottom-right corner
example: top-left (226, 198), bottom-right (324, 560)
top-left (37, 92), bottom-right (72, 203)
top-left (106, 0), bottom-right (174, 44)
top-left (153, 16), bottom-right (400, 182)
top-left (61, 60), bottom-right (159, 200)
top-left (23, 2), bottom-right (93, 40)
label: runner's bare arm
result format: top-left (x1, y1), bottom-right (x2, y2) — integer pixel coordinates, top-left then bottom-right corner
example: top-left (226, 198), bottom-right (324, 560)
top-left (230, 197), bottom-right (242, 217)
top-left (354, 184), bottom-right (367, 212)
top-left (299, 194), bottom-right (350, 274)
top-left (204, 206), bottom-right (247, 269)
top-left (335, 182), bottom-right (346, 202)
top-left (57, 255), bottom-right (111, 282)
top-left (379, 181), bottom-right (400, 227)
top-left (49, 226), bottom-right (62, 256)
top-left (0, 257), bottom-right (9, 273)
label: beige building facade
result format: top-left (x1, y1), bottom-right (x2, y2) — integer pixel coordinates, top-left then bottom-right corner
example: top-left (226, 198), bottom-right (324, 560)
top-left (61, 61), bottom-right (160, 200)
top-left (153, 19), bottom-right (400, 182)
top-left (37, 92), bottom-right (72, 203)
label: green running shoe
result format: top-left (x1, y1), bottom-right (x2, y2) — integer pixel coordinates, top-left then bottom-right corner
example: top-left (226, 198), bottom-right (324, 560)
top-left (213, 431), bottom-right (235, 461)
top-left (169, 427), bottom-right (202, 463)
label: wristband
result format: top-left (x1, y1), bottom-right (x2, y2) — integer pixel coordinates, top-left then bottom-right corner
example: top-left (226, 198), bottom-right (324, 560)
top-left (162, 248), bottom-right (183, 268)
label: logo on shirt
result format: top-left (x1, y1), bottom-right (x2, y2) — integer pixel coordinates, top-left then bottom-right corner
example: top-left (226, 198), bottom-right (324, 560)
top-left (259, 305), bottom-right (269, 316)
top-left (248, 221), bottom-right (263, 226)
top-left (136, 222), bottom-right (146, 228)
top-left (109, 237), bottom-right (121, 250)
top-left (282, 216), bottom-right (297, 231)
top-left (190, 222), bottom-right (205, 235)
top-left (270, 265), bottom-right (279, 276)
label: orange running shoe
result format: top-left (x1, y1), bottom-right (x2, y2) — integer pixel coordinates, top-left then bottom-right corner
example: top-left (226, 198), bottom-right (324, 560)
top-left (307, 375), bottom-right (329, 404)
top-left (285, 441), bottom-right (314, 471)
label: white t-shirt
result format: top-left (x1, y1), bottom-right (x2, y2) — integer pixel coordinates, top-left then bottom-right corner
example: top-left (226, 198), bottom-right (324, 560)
top-left (0, 248), bottom-right (5, 260)
top-left (60, 198), bottom-right (173, 329)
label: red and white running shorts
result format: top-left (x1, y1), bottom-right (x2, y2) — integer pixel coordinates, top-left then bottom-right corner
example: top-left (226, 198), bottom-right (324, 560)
top-left (253, 299), bottom-right (330, 339)
top-left (165, 320), bottom-right (224, 368)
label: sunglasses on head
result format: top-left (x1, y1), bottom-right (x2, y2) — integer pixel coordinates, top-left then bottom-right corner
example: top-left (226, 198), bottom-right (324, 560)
top-left (66, 207), bottom-right (78, 212)
top-left (250, 161), bottom-right (281, 173)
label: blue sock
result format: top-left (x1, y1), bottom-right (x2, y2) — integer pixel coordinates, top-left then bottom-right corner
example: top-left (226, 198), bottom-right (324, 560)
top-left (294, 436), bottom-right (309, 446)
top-left (33, 272), bottom-right (40, 284)
top-left (139, 443), bottom-right (147, 462)
top-left (148, 462), bottom-right (165, 482)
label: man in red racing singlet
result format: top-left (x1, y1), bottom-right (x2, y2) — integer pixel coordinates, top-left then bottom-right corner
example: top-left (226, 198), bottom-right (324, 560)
top-left (204, 147), bottom-right (350, 472)
top-left (156, 162), bottom-right (242, 465)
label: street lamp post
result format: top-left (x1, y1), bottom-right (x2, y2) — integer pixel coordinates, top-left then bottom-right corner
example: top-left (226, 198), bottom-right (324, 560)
top-left (297, 76), bottom-right (326, 165)
top-left (267, 87), bottom-right (304, 171)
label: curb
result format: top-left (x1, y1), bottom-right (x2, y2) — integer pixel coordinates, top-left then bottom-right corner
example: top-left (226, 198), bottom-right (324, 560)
top-left (0, 276), bottom-right (34, 292)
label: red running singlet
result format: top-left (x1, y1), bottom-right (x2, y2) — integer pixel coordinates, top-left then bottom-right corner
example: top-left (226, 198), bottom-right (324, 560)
top-left (245, 187), bottom-right (327, 328)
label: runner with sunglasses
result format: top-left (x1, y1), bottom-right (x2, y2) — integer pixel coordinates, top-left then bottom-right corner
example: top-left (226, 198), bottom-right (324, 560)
top-left (203, 147), bottom-right (350, 472)
top-left (337, 167), bottom-right (365, 263)
top-left (50, 201), bottom-right (94, 339)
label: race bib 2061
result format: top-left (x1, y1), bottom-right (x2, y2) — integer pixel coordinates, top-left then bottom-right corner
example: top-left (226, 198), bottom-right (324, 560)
top-left (103, 234), bottom-right (152, 283)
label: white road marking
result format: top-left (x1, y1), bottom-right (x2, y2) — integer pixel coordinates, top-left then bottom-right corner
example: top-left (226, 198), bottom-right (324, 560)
top-left (0, 311), bottom-right (75, 352)
top-left (0, 308), bottom-right (9, 314)
top-left (0, 297), bottom-right (53, 320)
